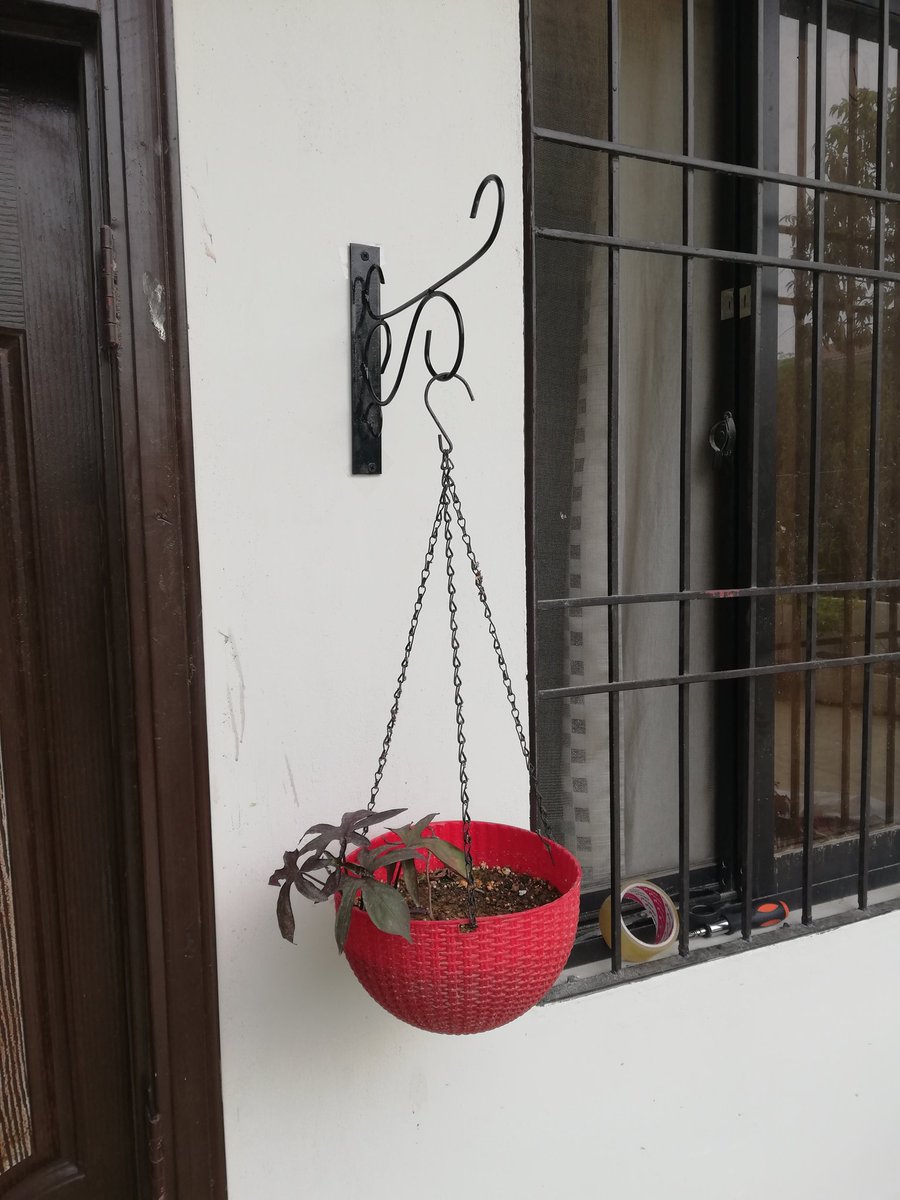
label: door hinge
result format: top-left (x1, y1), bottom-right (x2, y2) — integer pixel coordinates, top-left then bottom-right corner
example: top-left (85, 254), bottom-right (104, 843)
top-left (146, 1091), bottom-right (166, 1200)
top-left (99, 223), bottom-right (120, 351)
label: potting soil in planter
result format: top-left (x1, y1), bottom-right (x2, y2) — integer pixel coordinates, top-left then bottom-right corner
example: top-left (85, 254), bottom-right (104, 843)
top-left (396, 862), bottom-right (560, 921)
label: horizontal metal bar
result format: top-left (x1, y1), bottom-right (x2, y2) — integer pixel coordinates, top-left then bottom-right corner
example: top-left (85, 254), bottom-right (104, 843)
top-left (538, 650), bottom-right (900, 702)
top-left (537, 577), bottom-right (900, 610)
top-left (535, 225), bottom-right (900, 285)
top-left (534, 125), bottom-right (900, 207)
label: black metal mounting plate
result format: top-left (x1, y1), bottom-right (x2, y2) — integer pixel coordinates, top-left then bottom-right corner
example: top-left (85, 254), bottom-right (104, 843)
top-left (349, 243), bottom-right (382, 475)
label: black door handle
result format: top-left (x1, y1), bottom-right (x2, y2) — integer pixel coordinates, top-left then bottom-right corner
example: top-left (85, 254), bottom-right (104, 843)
top-left (708, 411), bottom-right (736, 461)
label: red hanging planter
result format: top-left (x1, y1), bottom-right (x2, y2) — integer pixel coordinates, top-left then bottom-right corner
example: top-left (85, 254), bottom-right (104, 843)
top-left (272, 273), bottom-right (584, 1031)
top-left (340, 819), bottom-right (581, 1035)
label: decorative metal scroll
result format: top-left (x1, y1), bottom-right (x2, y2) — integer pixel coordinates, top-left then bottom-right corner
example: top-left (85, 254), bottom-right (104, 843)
top-left (0, 751), bottom-right (32, 1175)
top-left (348, 174), bottom-right (504, 474)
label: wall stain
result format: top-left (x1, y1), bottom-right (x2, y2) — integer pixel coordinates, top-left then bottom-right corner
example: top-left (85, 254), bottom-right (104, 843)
top-left (202, 216), bottom-right (216, 262)
top-left (220, 630), bottom-right (246, 761)
top-left (284, 754), bottom-right (299, 808)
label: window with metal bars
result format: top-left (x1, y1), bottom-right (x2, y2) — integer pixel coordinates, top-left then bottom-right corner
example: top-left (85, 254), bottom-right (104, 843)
top-left (524, 0), bottom-right (900, 987)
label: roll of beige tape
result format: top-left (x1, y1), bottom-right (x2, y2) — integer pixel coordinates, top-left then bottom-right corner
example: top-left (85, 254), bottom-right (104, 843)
top-left (599, 880), bottom-right (680, 963)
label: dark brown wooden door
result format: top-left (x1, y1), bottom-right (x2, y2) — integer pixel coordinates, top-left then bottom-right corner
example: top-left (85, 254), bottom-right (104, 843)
top-left (0, 32), bottom-right (146, 1199)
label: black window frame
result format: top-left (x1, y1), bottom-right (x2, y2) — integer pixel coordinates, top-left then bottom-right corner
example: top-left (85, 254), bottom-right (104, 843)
top-left (523, 0), bottom-right (900, 988)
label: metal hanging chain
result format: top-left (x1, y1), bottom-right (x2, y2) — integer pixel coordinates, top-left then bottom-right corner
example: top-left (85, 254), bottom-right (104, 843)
top-left (445, 469), bottom-right (554, 839)
top-left (367, 478), bottom-right (449, 812)
top-left (365, 427), bottom-right (549, 933)
top-left (441, 447), bottom-right (478, 930)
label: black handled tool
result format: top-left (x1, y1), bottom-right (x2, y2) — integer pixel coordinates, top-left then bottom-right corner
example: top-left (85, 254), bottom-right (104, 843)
top-left (691, 899), bottom-right (789, 938)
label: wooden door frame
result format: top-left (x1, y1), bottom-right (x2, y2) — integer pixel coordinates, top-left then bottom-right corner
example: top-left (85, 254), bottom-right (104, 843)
top-left (0, 1), bottom-right (226, 1197)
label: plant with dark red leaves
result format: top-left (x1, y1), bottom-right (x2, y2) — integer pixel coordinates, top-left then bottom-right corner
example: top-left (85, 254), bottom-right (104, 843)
top-left (269, 809), bottom-right (467, 951)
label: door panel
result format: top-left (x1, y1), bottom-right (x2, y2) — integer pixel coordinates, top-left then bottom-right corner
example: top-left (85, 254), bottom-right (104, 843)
top-left (0, 741), bottom-right (30, 1174)
top-left (0, 34), bottom-right (142, 1198)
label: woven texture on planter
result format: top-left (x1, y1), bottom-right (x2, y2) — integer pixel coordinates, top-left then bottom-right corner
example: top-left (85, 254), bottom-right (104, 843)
top-left (340, 820), bottom-right (581, 1035)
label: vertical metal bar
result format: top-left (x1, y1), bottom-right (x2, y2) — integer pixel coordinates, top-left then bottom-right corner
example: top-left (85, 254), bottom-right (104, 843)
top-left (520, 0), bottom-right (542, 836)
top-left (841, 31), bottom-right (862, 834)
top-left (858, 0), bottom-right (890, 907)
top-left (889, 33), bottom-right (900, 832)
top-left (840, 597), bottom-right (853, 831)
top-left (790, 15), bottom-right (810, 830)
top-left (802, 0), bottom-right (828, 925)
top-left (678, 0), bottom-right (695, 957)
top-left (606, 0), bottom-right (623, 972)
top-left (742, 0), bottom-right (766, 940)
top-left (888, 596), bottom-right (898, 825)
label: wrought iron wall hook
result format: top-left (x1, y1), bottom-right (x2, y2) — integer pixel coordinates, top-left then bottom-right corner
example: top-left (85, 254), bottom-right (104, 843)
top-left (361, 289), bottom-right (465, 410)
top-left (349, 173), bottom-right (504, 475)
top-left (362, 174), bottom-right (504, 323)
top-left (424, 374), bottom-right (475, 454)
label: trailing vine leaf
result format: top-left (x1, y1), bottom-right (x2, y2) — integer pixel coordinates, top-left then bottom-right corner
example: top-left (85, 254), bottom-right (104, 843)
top-left (388, 819), bottom-right (468, 879)
top-left (401, 859), bottom-right (420, 907)
top-left (422, 836), bottom-right (468, 878)
top-left (298, 827), bottom-right (346, 859)
top-left (360, 879), bottom-right (412, 942)
top-left (275, 880), bottom-right (296, 943)
top-left (341, 808), bottom-right (405, 834)
top-left (268, 848), bottom-right (301, 887)
top-left (370, 845), bottom-right (422, 869)
top-left (269, 849), bottom-right (325, 928)
top-left (335, 878), bottom-right (363, 952)
top-left (408, 813), bottom-right (439, 836)
top-left (271, 807), bottom-right (468, 950)
top-left (320, 871), bottom-right (340, 900)
top-left (389, 814), bottom-right (438, 844)
top-left (296, 807), bottom-right (405, 859)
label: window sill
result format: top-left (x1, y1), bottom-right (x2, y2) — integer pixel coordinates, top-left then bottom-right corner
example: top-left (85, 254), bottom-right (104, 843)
top-left (541, 883), bottom-right (900, 1004)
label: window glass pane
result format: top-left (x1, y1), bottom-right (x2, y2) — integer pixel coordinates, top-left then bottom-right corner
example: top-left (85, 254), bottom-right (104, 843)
top-left (775, 266), bottom-right (813, 588)
top-left (819, 273), bottom-right (874, 585)
top-left (774, 628), bottom-right (808, 848)
top-left (876, 588), bottom-right (900, 829)
top-left (618, 0), bottom-right (683, 155)
top-left (531, 3), bottom-right (735, 885)
top-left (531, 0), bottom-right (607, 139)
top-left (825, 1), bottom-right (889, 189)
top-left (879, 282), bottom-right (900, 579)
top-left (535, 687), bottom-right (719, 888)
top-left (533, 235), bottom-right (722, 879)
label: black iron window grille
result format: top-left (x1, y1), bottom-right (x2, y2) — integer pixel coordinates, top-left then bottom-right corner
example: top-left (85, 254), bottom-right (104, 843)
top-left (524, 0), bottom-right (900, 987)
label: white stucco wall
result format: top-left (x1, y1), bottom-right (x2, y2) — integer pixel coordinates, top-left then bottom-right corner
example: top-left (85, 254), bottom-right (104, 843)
top-left (171, 3), bottom-right (900, 1197)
